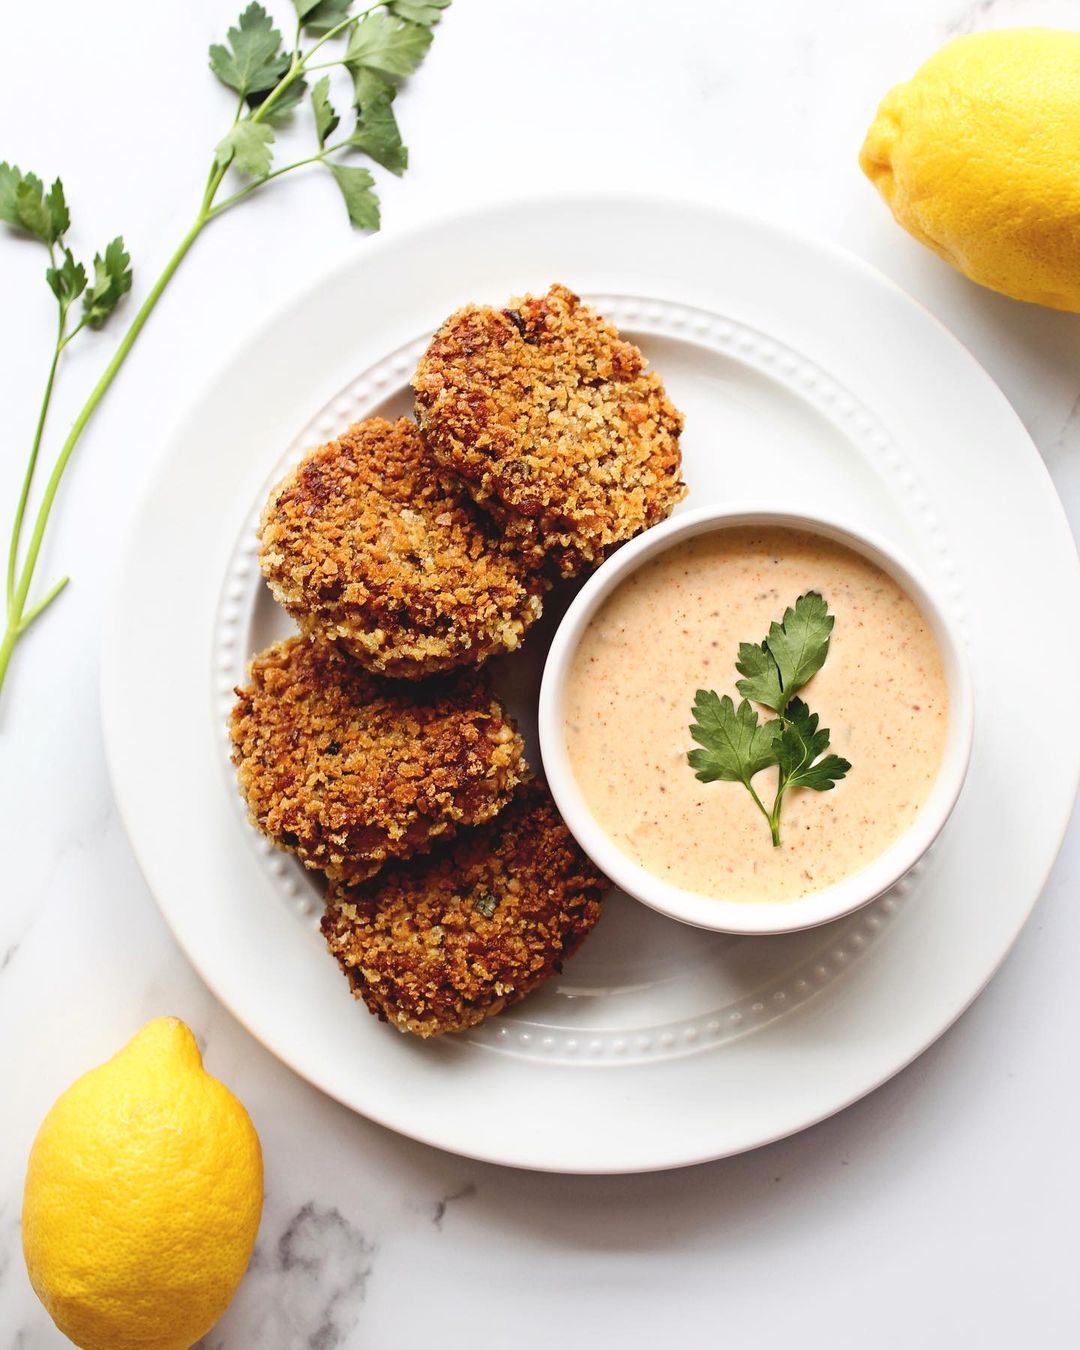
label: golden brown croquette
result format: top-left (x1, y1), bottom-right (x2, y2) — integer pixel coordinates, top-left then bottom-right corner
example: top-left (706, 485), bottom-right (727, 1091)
top-left (412, 284), bottom-right (687, 577)
top-left (321, 781), bottom-right (607, 1036)
top-left (230, 636), bottom-right (527, 881)
top-left (258, 418), bottom-right (547, 678)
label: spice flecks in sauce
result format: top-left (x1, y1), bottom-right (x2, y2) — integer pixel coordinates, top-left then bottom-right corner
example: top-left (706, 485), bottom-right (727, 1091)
top-left (564, 527), bottom-right (949, 903)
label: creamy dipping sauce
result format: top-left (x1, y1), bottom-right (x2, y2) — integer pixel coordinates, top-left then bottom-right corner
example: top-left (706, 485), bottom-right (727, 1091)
top-left (564, 527), bottom-right (949, 902)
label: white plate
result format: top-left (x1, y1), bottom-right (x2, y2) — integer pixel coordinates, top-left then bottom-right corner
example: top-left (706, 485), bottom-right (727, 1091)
top-left (102, 196), bottom-right (1080, 1173)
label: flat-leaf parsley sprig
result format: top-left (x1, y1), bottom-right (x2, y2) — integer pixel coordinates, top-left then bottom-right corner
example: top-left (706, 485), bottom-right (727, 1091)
top-left (0, 167), bottom-right (132, 649)
top-left (0, 0), bottom-right (450, 708)
top-left (688, 592), bottom-right (851, 846)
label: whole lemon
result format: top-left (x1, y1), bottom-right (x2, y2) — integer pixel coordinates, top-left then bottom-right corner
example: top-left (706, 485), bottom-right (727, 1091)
top-left (860, 28), bottom-right (1080, 311)
top-left (22, 1018), bottom-right (263, 1350)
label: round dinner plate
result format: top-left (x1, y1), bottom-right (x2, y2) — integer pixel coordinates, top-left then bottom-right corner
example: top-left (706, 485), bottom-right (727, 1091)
top-left (102, 195), bottom-right (1080, 1173)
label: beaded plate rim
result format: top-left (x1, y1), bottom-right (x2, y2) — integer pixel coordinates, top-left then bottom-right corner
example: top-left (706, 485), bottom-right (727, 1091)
top-left (212, 293), bottom-right (964, 1066)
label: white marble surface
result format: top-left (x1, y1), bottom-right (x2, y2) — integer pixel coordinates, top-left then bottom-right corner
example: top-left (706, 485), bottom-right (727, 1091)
top-left (2, 0), bottom-right (1079, 1345)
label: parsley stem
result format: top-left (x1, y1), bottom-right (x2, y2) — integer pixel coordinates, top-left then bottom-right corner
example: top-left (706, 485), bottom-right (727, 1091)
top-left (18, 575), bottom-right (69, 633)
top-left (766, 713), bottom-right (795, 847)
top-left (249, 55), bottom-right (304, 127)
top-left (0, 210), bottom-right (210, 700)
top-left (745, 779), bottom-right (777, 844)
top-left (295, 6), bottom-right (379, 66)
top-left (7, 302), bottom-right (65, 608)
top-left (207, 152), bottom-right (329, 219)
top-left (767, 798), bottom-right (783, 848)
top-left (58, 322), bottom-right (85, 351)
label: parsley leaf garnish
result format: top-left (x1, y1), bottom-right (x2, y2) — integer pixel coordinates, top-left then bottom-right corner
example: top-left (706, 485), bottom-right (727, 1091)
top-left (347, 91), bottom-right (407, 173)
top-left (776, 698), bottom-right (850, 793)
top-left (295, 0), bottom-right (352, 33)
top-left (736, 591), bottom-right (833, 712)
top-left (209, 2), bottom-right (289, 98)
top-left (688, 593), bottom-right (851, 846)
top-left (345, 11), bottom-right (433, 77)
top-left (83, 238), bottom-right (133, 329)
top-left (45, 179), bottom-right (70, 241)
top-left (0, 163), bottom-right (25, 225)
top-left (311, 76), bottom-right (340, 147)
top-left (329, 163), bottom-right (380, 229)
top-left (45, 248), bottom-right (87, 306)
top-left (215, 121), bottom-right (276, 177)
top-left (688, 692), bottom-right (781, 786)
top-left (388, 0), bottom-right (451, 25)
top-left (763, 591), bottom-right (833, 699)
top-left (733, 639), bottom-right (783, 713)
top-left (0, 168), bottom-right (70, 244)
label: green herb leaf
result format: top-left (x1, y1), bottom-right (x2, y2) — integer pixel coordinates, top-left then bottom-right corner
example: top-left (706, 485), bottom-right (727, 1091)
top-left (777, 697), bottom-right (830, 774)
top-left (735, 640), bottom-right (783, 712)
top-left (6, 173), bottom-right (51, 243)
top-left (350, 63), bottom-right (392, 108)
top-left (0, 169), bottom-right (70, 245)
top-left (688, 691), bottom-right (780, 785)
top-left (82, 237), bottom-right (132, 329)
top-left (345, 11), bottom-right (433, 78)
top-left (763, 591), bottom-right (833, 701)
top-left (45, 247), bottom-right (87, 305)
top-left (215, 120), bottom-right (275, 177)
top-left (295, 0), bottom-right (352, 33)
top-left (777, 700), bottom-right (850, 791)
top-left (45, 179), bottom-right (70, 241)
top-left (347, 95), bottom-right (407, 173)
top-left (209, 3), bottom-right (289, 97)
top-left (388, 0), bottom-right (451, 25)
top-left (2, 167), bottom-right (42, 228)
top-left (14, 178), bottom-right (52, 242)
top-left (328, 162), bottom-right (380, 229)
top-left (311, 75), bottom-right (340, 147)
top-left (736, 593), bottom-right (834, 711)
top-left (785, 753), bottom-right (850, 792)
top-left (0, 162), bottom-right (23, 225)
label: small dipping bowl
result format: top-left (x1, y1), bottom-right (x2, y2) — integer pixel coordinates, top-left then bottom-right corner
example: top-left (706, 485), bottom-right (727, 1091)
top-left (538, 506), bottom-right (975, 935)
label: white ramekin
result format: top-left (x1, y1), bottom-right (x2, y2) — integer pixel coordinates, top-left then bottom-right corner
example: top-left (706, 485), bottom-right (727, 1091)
top-left (538, 505), bottom-right (975, 935)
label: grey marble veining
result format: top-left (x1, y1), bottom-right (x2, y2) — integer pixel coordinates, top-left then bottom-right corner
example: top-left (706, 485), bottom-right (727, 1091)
top-left (197, 1205), bottom-right (375, 1350)
top-left (431, 1185), bottom-right (476, 1232)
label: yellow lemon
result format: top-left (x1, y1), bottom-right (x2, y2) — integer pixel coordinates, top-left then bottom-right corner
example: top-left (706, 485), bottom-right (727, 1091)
top-left (860, 28), bottom-right (1080, 311)
top-left (22, 1018), bottom-right (263, 1350)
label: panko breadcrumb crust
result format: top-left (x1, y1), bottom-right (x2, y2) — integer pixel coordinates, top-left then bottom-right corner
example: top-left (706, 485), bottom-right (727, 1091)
top-left (230, 636), bottom-right (527, 881)
top-left (321, 782), bottom-right (608, 1036)
top-left (412, 283), bottom-right (687, 577)
top-left (258, 418), bottom-right (547, 678)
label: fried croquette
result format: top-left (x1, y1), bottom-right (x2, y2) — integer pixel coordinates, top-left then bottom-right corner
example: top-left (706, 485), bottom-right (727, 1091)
top-left (258, 418), bottom-right (547, 678)
top-left (230, 636), bottom-right (527, 881)
top-left (412, 283), bottom-right (686, 577)
top-left (321, 782), bottom-right (607, 1036)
